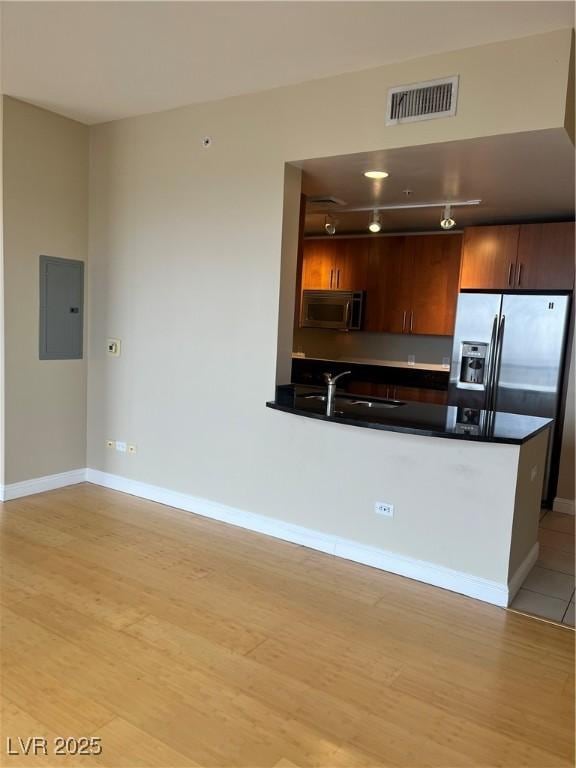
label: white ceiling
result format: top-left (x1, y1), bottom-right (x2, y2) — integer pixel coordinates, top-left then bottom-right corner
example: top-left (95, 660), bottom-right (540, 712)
top-left (1, 1), bottom-right (574, 125)
top-left (298, 130), bottom-right (575, 235)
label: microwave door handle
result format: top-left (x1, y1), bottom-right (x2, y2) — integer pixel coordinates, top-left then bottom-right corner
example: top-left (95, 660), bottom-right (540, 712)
top-left (344, 301), bottom-right (351, 329)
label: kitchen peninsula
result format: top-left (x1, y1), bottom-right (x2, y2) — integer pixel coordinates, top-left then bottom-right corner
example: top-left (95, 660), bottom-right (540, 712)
top-left (268, 383), bottom-right (551, 444)
top-left (266, 382), bottom-right (551, 608)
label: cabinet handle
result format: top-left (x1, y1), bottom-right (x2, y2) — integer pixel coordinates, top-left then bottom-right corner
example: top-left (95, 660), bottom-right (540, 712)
top-left (402, 311), bottom-right (407, 333)
top-left (337, 269), bottom-right (340, 289)
top-left (508, 263), bottom-right (514, 286)
top-left (409, 312), bottom-right (414, 333)
top-left (517, 263), bottom-right (523, 287)
top-left (329, 269), bottom-right (333, 289)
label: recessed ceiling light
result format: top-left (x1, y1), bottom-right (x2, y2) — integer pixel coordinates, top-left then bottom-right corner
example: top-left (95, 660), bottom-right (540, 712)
top-left (363, 170), bottom-right (389, 179)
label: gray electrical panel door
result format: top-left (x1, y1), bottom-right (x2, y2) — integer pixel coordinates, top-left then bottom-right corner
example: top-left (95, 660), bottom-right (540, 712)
top-left (39, 255), bottom-right (84, 360)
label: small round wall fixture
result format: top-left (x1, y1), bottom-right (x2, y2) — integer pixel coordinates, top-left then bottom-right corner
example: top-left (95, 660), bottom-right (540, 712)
top-left (440, 204), bottom-right (456, 230)
top-left (363, 170), bottom-right (389, 179)
top-left (368, 210), bottom-right (382, 233)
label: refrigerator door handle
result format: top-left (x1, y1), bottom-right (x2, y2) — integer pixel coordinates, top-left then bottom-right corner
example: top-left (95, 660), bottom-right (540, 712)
top-left (490, 314), bottom-right (506, 411)
top-left (484, 315), bottom-right (499, 409)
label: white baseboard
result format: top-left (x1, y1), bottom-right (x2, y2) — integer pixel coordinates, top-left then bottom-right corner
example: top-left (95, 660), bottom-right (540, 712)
top-left (553, 497), bottom-right (575, 515)
top-left (506, 542), bottom-right (539, 606)
top-left (0, 468), bottom-right (87, 502)
top-left (1, 466), bottom-right (522, 607)
top-left (85, 468), bottom-right (511, 607)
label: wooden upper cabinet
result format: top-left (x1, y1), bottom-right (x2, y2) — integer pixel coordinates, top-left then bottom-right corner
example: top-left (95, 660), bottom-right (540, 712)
top-left (337, 239), bottom-right (371, 291)
top-left (365, 234), bottom-right (461, 336)
top-left (301, 238), bottom-right (371, 291)
top-left (460, 222), bottom-right (575, 290)
top-left (302, 234), bottom-right (462, 336)
top-left (516, 222), bottom-right (575, 290)
top-left (460, 225), bottom-right (520, 290)
top-left (408, 235), bottom-right (462, 336)
top-left (301, 240), bottom-right (338, 290)
top-left (364, 237), bottom-right (412, 334)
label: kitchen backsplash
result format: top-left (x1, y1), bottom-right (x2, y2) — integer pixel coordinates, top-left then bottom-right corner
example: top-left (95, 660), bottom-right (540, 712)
top-left (293, 328), bottom-right (452, 365)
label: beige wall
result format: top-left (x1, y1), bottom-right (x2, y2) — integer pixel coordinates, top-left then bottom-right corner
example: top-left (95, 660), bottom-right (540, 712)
top-left (2, 97), bottom-right (88, 483)
top-left (0, 93), bottom-right (4, 485)
top-left (277, 164), bottom-right (302, 383)
top-left (508, 429), bottom-right (549, 580)
top-left (86, 30), bottom-right (573, 581)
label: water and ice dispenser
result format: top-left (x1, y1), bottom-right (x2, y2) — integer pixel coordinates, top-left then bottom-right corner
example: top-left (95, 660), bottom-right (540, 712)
top-left (458, 342), bottom-right (489, 389)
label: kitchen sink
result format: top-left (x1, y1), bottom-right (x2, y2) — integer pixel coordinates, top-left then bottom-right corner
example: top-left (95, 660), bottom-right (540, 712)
top-left (343, 399), bottom-right (404, 409)
top-left (299, 393), bottom-right (404, 409)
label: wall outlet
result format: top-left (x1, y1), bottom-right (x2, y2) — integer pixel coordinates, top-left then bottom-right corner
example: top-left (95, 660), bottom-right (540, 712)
top-left (407, 355), bottom-right (415, 366)
top-left (442, 356), bottom-right (451, 369)
top-left (106, 440), bottom-right (114, 449)
top-left (115, 441), bottom-right (127, 453)
top-left (107, 338), bottom-right (121, 357)
top-left (375, 501), bottom-right (394, 517)
top-left (128, 445), bottom-right (137, 455)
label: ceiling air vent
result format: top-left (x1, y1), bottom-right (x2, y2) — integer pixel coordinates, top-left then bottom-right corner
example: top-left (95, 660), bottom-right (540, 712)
top-left (307, 196), bottom-right (347, 207)
top-left (386, 76), bottom-right (459, 126)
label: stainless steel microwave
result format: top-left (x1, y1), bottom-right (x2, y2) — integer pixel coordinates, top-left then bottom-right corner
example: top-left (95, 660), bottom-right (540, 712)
top-left (300, 290), bottom-right (364, 330)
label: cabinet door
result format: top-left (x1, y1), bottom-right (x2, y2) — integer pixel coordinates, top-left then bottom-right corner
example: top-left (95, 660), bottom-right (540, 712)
top-left (408, 235), bottom-right (462, 336)
top-left (349, 381), bottom-right (389, 399)
top-left (301, 240), bottom-right (338, 290)
top-left (460, 225), bottom-right (519, 290)
top-left (335, 239), bottom-right (371, 291)
top-left (516, 222), bottom-right (575, 290)
top-left (364, 237), bottom-right (412, 333)
top-left (392, 386), bottom-right (448, 405)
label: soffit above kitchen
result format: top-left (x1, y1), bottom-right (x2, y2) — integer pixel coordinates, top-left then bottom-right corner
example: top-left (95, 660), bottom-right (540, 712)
top-left (1, 1), bottom-right (573, 124)
top-left (297, 129), bottom-right (575, 235)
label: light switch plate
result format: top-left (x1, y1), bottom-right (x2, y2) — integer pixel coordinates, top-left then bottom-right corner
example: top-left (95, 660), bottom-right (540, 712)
top-left (107, 338), bottom-right (121, 357)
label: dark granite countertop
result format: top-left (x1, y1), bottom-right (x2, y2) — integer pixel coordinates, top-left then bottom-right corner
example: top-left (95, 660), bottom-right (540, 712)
top-left (266, 385), bottom-right (552, 445)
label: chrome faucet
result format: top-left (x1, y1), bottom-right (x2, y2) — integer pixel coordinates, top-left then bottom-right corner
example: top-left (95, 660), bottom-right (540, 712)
top-left (323, 371), bottom-right (351, 415)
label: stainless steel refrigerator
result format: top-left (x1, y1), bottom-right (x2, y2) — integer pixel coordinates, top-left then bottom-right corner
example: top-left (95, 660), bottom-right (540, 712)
top-left (448, 292), bottom-right (571, 502)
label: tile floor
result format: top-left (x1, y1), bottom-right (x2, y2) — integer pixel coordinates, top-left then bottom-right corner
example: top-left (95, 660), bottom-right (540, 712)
top-left (510, 510), bottom-right (575, 627)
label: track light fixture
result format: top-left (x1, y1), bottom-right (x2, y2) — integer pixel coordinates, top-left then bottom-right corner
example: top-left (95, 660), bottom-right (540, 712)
top-left (440, 204), bottom-right (456, 230)
top-left (368, 210), bottom-right (382, 233)
top-left (324, 215), bottom-right (336, 235)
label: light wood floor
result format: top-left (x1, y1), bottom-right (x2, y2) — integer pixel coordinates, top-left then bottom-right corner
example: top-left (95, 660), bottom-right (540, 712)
top-left (1, 484), bottom-right (574, 768)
